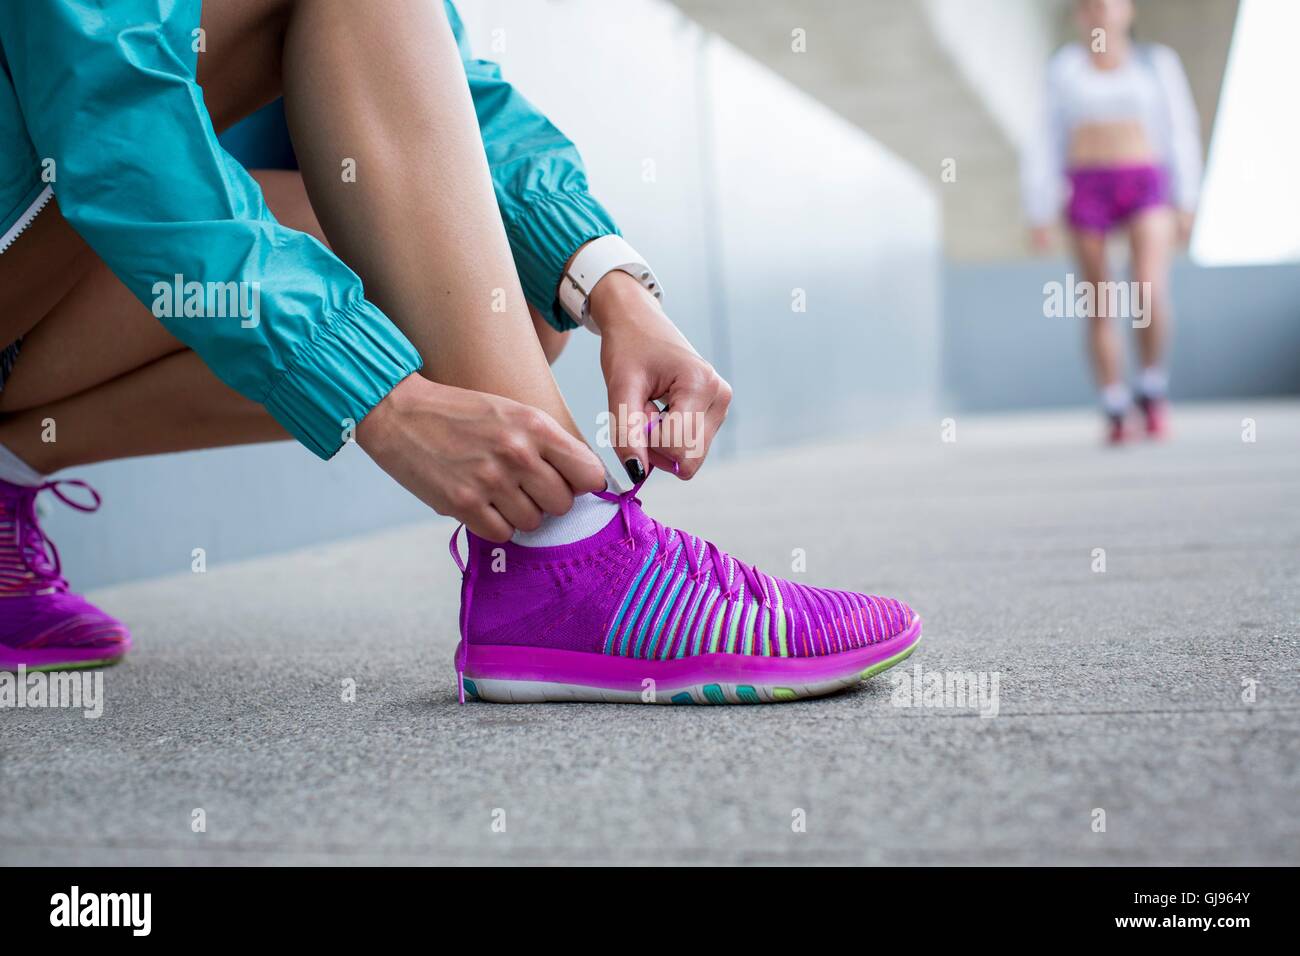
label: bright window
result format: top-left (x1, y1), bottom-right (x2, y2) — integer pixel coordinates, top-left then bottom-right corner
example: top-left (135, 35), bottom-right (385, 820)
top-left (1192, 0), bottom-right (1300, 266)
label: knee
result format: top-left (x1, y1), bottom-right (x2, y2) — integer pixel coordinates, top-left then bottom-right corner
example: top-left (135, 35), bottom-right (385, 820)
top-left (1133, 268), bottom-right (1169, 296)
top-left (1131, 271), bottom-right (1170, 312)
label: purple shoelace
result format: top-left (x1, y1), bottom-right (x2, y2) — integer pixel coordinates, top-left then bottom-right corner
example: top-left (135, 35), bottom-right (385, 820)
top-left (593, 477), bottom-right (768, 606)
top-left (1, 479), bottom-right (102, 596)
top-left (448, 522), bottom-right (473, 704)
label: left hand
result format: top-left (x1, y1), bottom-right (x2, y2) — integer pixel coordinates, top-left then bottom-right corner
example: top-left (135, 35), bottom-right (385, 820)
top-left (590, 270), bottom-right (732, 482)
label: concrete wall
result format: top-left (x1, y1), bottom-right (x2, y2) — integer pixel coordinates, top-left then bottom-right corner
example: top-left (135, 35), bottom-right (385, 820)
top-left (920, 0), bottom-right (1065, 152)
top-left (942, 257), bottom-right (1300, 411)
top-left (48, 0), bottom-right (941, 590)
top-left (674, 0), bottom-right (1029, 261)
top-left (674, 0), bottom-right (1240, 262)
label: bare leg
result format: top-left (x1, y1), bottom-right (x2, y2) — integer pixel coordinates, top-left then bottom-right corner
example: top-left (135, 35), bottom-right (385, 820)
top-left (0, 171), bottom-right (334, 417)
top-left (0, 255), bottom-right (182, 414)
top-left (1071, 229), bottom-right (1124, 388)
top-left (275, 0), bottom-right (582, 437)
top-left (0, 352), bottom-right (286, 474)
top-left (531, 308), bottom-right (571, 366)
top-left (1128, 207), bottom-right (1175, 370)
top-left (0, 178), bottom-right (296, 470)
top-left (226, 171), bottom-right (574, 368)
top-left (0, 200), bottom-right (94, 355)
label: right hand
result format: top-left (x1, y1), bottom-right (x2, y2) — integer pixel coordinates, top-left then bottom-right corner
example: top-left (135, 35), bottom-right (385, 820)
top-left (356, 374), bottom-right (607, 542)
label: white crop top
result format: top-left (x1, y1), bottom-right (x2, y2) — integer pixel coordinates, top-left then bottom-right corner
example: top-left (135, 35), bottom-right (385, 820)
top-left (1021, 43), bottom-right (1203, 226)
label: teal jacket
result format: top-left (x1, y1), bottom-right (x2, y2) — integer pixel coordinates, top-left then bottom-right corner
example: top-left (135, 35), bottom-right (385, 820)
top-left (0, 0), bottom-right (617, 459)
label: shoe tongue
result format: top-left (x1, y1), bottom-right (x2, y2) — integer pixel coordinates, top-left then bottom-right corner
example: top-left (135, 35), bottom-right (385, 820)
top-left (0, 488), bottom-right (63, 589)
top-left (628, 495), bottom-right (652, 525)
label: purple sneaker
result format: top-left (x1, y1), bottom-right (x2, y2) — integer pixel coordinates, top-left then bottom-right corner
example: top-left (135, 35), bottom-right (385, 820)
top-left (0, 478), bottom-right (131, 672)
top-left (450, 471), bottom-right (921, 704)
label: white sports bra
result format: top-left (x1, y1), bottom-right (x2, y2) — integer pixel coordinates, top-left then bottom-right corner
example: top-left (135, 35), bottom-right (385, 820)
top-left (1021, 43), bottom-right (1203, 226)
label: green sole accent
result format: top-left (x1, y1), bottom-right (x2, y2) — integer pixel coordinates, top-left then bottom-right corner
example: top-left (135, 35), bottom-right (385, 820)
top-left (860, 639), bottom-right (920, 681)
top-left (670, 691), bottom-right (693, 704)
top-left (462, 678), bottom-right (479, 698)
top-left (773, 688), bottom-right (798, 701)
top-left (736, 685), bottom-right (760, 704)
top-left (703, 684), bottom-right (726, 704)
top-left (14, 657), bottom-right (124, 674)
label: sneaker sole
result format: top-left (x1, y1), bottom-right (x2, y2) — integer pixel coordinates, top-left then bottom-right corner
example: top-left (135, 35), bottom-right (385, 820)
top-left (0, 645), bottom-right (129, 672)
top-left (461, 615), bottom-right (921, 704)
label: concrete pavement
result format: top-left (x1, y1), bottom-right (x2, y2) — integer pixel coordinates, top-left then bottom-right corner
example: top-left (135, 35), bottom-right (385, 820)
top-left (2, 401), bottom-right (1297, 865)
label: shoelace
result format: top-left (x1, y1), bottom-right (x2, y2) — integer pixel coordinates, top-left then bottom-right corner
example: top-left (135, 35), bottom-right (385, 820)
top-left (447, 462), bottom-right (768, 704)
top-left (1, 479), bottom-right (102, 594)
top-left (448, 522), bottom-right (473, 704)
top-left (593, 477), bottom-right (768, 606)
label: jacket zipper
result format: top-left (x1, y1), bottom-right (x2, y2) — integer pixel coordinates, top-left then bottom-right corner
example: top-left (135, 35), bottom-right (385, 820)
top-left (0, 185), bottom-right (54, 256)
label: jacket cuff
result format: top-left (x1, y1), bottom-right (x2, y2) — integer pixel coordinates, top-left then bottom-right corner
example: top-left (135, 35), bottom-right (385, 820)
top-left (504, 190), bottom-right (620, 332)
top-left (262, 300), bottom-right (423, 460)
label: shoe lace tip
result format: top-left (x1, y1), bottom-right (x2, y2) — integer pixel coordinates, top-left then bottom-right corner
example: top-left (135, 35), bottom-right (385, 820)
top-left (454, 637), bottom-right (468, 705)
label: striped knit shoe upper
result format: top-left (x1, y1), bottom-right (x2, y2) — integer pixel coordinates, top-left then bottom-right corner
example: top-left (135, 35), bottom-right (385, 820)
top-left (0, 477), bottom-right (130, 666)
top-left (451, 474), bottom-right (917, 703)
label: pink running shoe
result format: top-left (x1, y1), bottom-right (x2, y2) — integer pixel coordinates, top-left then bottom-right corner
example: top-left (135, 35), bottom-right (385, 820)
top-left (450, 471), bottom-right (921, 704)
top-left (1106, 413), bottom-right (1131, 446)
top-left (0, 478), bottom-right (131, 672)
top-left (1137, 394), bottom-right (1169, 440)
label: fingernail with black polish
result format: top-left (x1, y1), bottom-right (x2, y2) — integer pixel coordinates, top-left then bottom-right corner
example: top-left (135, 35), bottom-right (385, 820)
top-left (623, 458), bottom-right (646, 483)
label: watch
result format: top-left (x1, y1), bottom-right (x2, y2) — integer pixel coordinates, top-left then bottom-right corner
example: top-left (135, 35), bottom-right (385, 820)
top-left (558, 234), bottom-right (663, 334)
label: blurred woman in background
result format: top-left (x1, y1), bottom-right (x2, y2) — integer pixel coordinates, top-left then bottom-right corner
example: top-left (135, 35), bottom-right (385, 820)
top-left (1023, 0), bottom-right (1202, 443)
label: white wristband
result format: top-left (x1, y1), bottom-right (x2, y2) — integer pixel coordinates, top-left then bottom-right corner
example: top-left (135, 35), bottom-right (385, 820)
top-left (558, 234), bottom-right (663, 334)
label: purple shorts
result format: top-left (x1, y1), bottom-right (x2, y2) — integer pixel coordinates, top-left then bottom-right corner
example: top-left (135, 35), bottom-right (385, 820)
top-left (1066, 164), bottom-right (1169, 233)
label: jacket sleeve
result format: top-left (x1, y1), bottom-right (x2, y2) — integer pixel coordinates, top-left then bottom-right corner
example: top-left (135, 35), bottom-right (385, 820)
top-left (0, 0), bottom-right (421, 460)
top-left (444, 1), bottom-right (620, 332)
top-left (1149, 44), bottom-right (1202, 213)
top-left (1021, 49), bottom-right (1070, 228)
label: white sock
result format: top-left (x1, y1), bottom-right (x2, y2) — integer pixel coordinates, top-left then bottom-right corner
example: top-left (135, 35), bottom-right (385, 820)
top-left (512, 492), bottom-right (619, 547)
top-left (1101, 383), bottom-right (1132, 417)
top-left (1138, 366), bottom-right (1168, 399)
top-left (0, 442), bottom-right (44, 486)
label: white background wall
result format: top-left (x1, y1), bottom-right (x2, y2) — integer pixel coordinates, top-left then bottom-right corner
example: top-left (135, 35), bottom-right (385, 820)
top-left (49, 0), bottom-right (941, 590)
